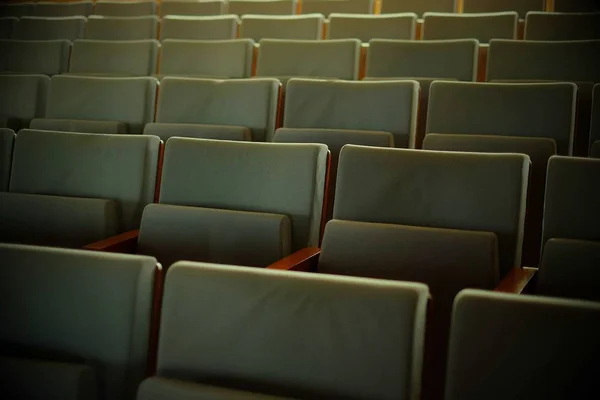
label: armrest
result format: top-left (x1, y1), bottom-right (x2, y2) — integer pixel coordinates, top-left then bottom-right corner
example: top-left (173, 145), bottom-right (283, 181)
top-left (266, 247), bottom-right (321, 272)
top-left (83, 229), bottom-right (139, 254)
top-left (494, 267), bottom-right (538, 294)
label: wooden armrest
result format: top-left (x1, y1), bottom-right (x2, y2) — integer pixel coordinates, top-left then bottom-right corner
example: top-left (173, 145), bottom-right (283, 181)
top-left (267, 247), bottom-right (321, 272)
top-left (83, 229), bottom-right (139, 253)
top-left (494, 267), bottom-right (538, 294)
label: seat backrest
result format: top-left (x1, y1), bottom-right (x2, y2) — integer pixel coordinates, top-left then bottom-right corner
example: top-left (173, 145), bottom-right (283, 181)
top-left (284, 78), bottom-right (418, 148)
top-left (159, 0), bottom-right (225, 17)
top-left (525, 12), bottom-right (600, 41)
top-left (229, 0), bottom-right (296, 15)
top-left (13, 16), bottom-right (85, 41)
top-left (156, 77), bottom-right (279, 141)
top-left (256, 39), bottom-right (360, 81)
top-left (160, 15), bottom-right (238, 40)
top-left (487, 39), bottom-right (600, 83)
top-left (335, 145), bottom-right (529, 277)
top-left (423, 12), bottom-right (517, 43)
top-left (0, 243), bottom-right (158, 400)
top-left (85, 15), bottom-right (160, 40)
top-left (554, 0), bottom-right (600, 13)
top-left (445, 289), bottom-right (600, 400)
top-left (159, 39), bottom-right (253, 79)
top-left (0, 2), bottom-right (34, 18)
top-left (0, 128), bottom-right (15, 191)
top-left (590, 84), bottom-right (600, 150)
top-left (0, 74), bottom-right (49, 131)
top-left (43, 75), bottom-right (158, 133)
top-left (380, 0), bottom-right (455, 16)
top-left (543, 156), bottom-right (600, 245)
top-left (94, 0), bottom-right (157, 16)
top-left (156, 261), bottom-right (429, 399)
top-left (160, 138), bottom-right (328, 249)
top-left (34, 1), bottom-right (93, 17)
top-left (0, 17), bottom-right (17, 39)
top-left (10, 129), bottom-right (160, 231)
top-left (366, 39), bottom-right (478, 81)
top-left (0, 39), bottom-right (70, 75)
top-left (301, 0), bottom-right (372, 16)
top-left (462, 0), bottom-right (543, 17)
top-left (427, 81), bottom-right (577, 155)
top-left (240, 15), bottom-right (324, 41)
top-left (327, 13), bottom-right (417, 41)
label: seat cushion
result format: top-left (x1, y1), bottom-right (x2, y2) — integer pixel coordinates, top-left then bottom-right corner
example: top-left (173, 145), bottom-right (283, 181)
top-left (30, 118), bottom-right (128, 134)
top-left (144, 123), bottom-right (251, 141)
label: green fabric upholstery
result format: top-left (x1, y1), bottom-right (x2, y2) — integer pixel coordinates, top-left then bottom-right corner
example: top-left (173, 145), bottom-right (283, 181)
top-left (14, 16), bottom-right (85, 41)
top-left (0, 3), bottom-right (33, 18)
top-left (256, 39), bottom-right (361, 81)
top-left (10, 129), bottom-right (160, 231)
top-left (423, 12), bottom-right (517, 43)
top-left (0, 39), bottom-right (70, 75)
top-left (380, 0), bottom-right (454, 16)
top-left (0, 17), bottom-right (17, 39)
top-left (240, 15), bottom-right (323, 41)
top-left (366, 39), bottom-right (478, 81)
top-left (160, 39), bottom-right (253, 79)
top-left (462, 0), bottom-right (543, 17)
top-left (160, 138), bottom-right (327, 249)
top-left (68, 39), bottom-right (159, 76)
top-left (34, 1), bottom-right (93, 17)
top-left (0, 128), bottom-right (14, 191)
top-left (144, 122), bottom-right (251, 141)
top-left (592, 141), bottom-right (600, 158)
top-left (0, 74), bottom-right (49, 131)
top-left (229, 0), bottom-right (296, 16)
top-left (159, 0), bottom-right (225, 17)
top-left (157, 261), bottom-right (429, 399)
top-left (446, 289), bottom-right (600, 400)
top-left (94, 1), bottom-right (157, 17)
top-left (525, 12), bottom-right (600, 41)
top-left (137, 203), bottom-right (291, 268)
top-left (0, 243), bottom-right (158, 400)
top-left (85, 16), bottom-right (160, 40)
top-left (160, 15), bottom-right (238, 40)
top-left (301, 0), bottom-right (372, 16)
top-left (284, 78), bottom-right (418, 148)
top-left (157, 78), bottom-right (279, 142)
top-left (550, 0), bottom-right (600, 13)
top-left (327, 13), bottom-right (417, 41)
top-left (30, 118), bottom-right (128, 134)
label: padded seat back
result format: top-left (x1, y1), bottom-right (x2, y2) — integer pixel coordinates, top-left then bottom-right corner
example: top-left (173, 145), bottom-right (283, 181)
top-left (34, 1), bottom-right (93, 17)
top-left (0, 244), bottom-right (158, 400)
top-left (14, 16), bottom-right (85, 41)
top-left (0, 128), bottom-right (15, 191)
top-left (240, 15), bottom-right (323, 41)
top-left (229, 0), bottom-right (296, 15)
top-left (159, 0), bottom-right (225, 17)
top-left (159, 138), bottom-right (328, 249)
top-left (0, 17), bottom-right (17, 39)
top-left (380, 0), bottom-right (454, 16)
top-left (85, 16), bottom-right (160, 40)
top-left (525, 12), bottom-right (600, 41)
top-left (160, 15), bottom-right (238, 40)
top-left (0, 74), bottom-right (49, 131)
top-left (422, 12), bottom-right (517, 43)
top-left (552, 0), bottom-right (600, 13)
top-left (94, 0), bottom-right (158, 16)
top-left (144, 123), bottom-right (251, 141)
top-left (0, 3), bottom-right (33, 18)
top-left (327, 13), bottom-right (417, 41)
top-left (301, 0), bottom-right (372, 16)
top-left (462, 0), bottom-right (543, 17)
top-left (0, 39), bottom-right (70, 75)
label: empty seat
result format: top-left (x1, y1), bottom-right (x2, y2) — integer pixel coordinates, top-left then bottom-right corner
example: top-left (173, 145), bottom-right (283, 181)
top-left (33, 1), bottom-right (93, 17)
top-left (68, 39), bottom-right (159, 76)
top-left (138, 261), bottom-right (428, 398)
top-left (159, 0), bottom-right (225, 17)
top-left (283, 78), bottom-right (418, 148)
top-left (366, 39), bottom-right (478, 81)
top-left (0, 74), bottom-right (49, 131)
top-left (31, 75), bottom-right (158, 134)
top-left (0, 2), bottom-right (33, 18)
top-left (423, 12), bottom-right (518, 43)
top-left (256, 39), bottom-right (361, 81)
top-left (228, 0), bottom-right (296, 15)
top-left (159, 39), bottom-right (253, 79)
top-left (0, 17), bottom-right (17, 39)
top-left (301, 0), bottom-right (372, 16)
top-left (240, 14), bottom-right (324, 41)
top-left (160, 15), bottom-right (238, 40)
top-left (525, 12), bottom-right (600, 41)
top-left (591, 84), bottom-right (600, 153)
top-left (85, 15), bottom-right (160, 40)
top-left (0, 39), bottom-right (70, 75)
top-left (445, 289), bottom-right (600, 400)
top-left (380, 0), bottom-right (454, 16)
top-left (0, 243), bottom-right (159, 400)
top-left (94, 0), bottom-right (157, 16)
top-left (148, 77), bottom-right (279, 141)
top-left (0, 128), bottom-right (15, 191)
top-left (13, 16), bottom-right (85, 41)
top-left (554, 0), bottom-right (600, 13)
top-left (462, 0), bottom-right (544, 18)
top-left (327, 13), bottom-right (417, 41)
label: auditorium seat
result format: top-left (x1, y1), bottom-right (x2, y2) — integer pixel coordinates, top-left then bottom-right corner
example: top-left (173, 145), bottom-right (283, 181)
top-left (327, 13), bottom-right (417, 41)
top-left (146, 77), bottom-right (279, 141)
top-left (34, 1), bottom-right (93, 17)
top-left (380, 0), bottom-right (454, 16)
top-left (0, 128), bottom-right (15, 192)
top-left (68, 39), bottom-right (159, 76)
top-left (94, 0), bottom-right (158, 16)
top-left (0, 130), bottom-right (160, 247)
top-left (13, 16), bottom-right (85, 41)
top-left (445, 289), bottom-right (600, 400)
top-left (283, 78), bottom-right (418, 148)
top-left (137, 261), bottom-right (428, 399)
top-left (159, 0), bottom-right (225, 17)
top-left (0, 17), bottom-right (17, 39)
top-left (301, 0), bottom-right (372, 16)
top-left (85, 16), bottom-right (160, 40)
top-left (462, 0), bottom-right (544, 18)
top-left (422, 12), bottom-right (518, 42)
top-left (0, 2), bottom-right (33, 18)
top-left (228, 0), bottom-right (296, 15)
top-left (0, 39), bottom-right (70, 75)
top-left (239, 14), bottom-right (324, 41)
top-left (159, 39), bottom-right (252, 79)
top-left (0, 243), bottom-right (160, 400)
top-left (554, 0), bottom-right (600, 13)
top-left (0, 74), bottom-right (49, 131)
top-left (31, 75), bottom-right (158, 134)
top-left (256, 39), bottom-right (361, 82)
top-left (160, 15), bottom-right (238, 40)
top-left (525, 12), bottom-right (600, 40)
